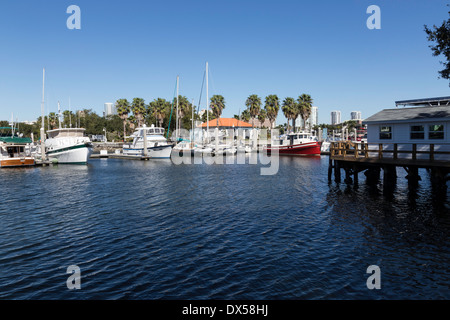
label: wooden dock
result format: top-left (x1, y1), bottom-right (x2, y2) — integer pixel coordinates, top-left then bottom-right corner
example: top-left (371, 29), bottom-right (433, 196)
top-left (90, 153), bottom-right (153, 161)
top-left (35, 160), bottom-right (54, 166)
top-left (328, 142), bottom-right (450, 191)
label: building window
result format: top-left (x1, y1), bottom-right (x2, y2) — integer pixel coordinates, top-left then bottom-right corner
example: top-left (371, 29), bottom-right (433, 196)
top-left (429, 124), bottom-right (444, 139)
top-left (410, 125), bottom-right (424, 139)
top-left (379, 126), bottom-right (392, 140)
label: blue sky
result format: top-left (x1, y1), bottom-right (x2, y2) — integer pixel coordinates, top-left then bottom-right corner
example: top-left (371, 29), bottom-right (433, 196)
top-left (0, 0), bottom-right (449, 124)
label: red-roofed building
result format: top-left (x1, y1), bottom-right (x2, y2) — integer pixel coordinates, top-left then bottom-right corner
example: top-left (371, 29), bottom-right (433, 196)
top-left (198, 118), bottom-right (252, 129)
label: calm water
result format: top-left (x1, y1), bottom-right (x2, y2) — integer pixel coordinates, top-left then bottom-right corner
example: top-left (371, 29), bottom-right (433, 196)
top-left (0, 156), bottom-right (449, 300)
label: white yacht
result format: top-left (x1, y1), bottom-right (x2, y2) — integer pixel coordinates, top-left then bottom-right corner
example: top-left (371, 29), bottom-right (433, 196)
top-left (44, 128), bottom-right (93, 164)
top-left (123, 124), bottom-right (173, 158)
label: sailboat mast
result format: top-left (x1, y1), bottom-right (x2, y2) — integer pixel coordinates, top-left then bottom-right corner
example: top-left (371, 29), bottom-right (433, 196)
top-left (206, 62), bottom-right (209, 142)
top-left (41, 68), bottom-right (45, 133)
top-left (11, 113), bottom-right (14, 137)
top-left (191, 98), bottom-right (194, 143)
top-left (58, 101), bottom-right (62, 129)
top-left (176, 75), bottom-right (179, 139)
top-left (69, 97), bottom-right (72, 128)
top-left (40, 68), bottom-right (46, 161)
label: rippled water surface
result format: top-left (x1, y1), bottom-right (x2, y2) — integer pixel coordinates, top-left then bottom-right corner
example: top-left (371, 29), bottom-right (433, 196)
top-left (0, 156), bottom-right (449, 299)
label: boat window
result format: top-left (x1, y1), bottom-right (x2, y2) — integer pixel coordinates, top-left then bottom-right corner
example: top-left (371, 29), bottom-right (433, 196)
top-left (149, 129), bottom-right (154, 133)
top-left (379, 126), bottom-right (392, 140)
top-left (410, 125), bottom-right (424, 140)
top-left (429, 124), bottom-right (444, 139)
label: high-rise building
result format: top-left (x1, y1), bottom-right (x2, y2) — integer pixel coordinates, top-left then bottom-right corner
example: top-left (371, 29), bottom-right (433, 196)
top-left (331, 111), bottom-right (341, 125)
top-left (351, 111), bottom-right (362, 121)
top-left (104, 103), bottom-right (117, 117)
top-left (295, 106), bottom-right (319, 129)
top-left (308, 106), bottom-right (319, 127)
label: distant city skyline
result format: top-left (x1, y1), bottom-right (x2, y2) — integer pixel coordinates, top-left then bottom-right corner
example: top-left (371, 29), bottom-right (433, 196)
top-left (351, 111), bottom-right (362, 121)
top-left (331, 111), bottom-right (341, 125)
top-left (1, 1), bottom-right (449, 125)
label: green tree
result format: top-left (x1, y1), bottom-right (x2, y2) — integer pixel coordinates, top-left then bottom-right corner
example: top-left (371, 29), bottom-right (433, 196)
top-left (425, 8), bottom-right (450, 83)
top-left (131, 98), bottom-right (146, 127)
top-left (257, 109), bottom-right (267, 128)
top-left (241, 109), bottom-right (251, 123)
top-left (62, 110), bottom-right (75, 128)
top-left (48, 112), bottom-right (57, 129)
top-left (265, 94), bottom-right (279, 130)
top-left (281, 97), bottom-right (296, 132)
top-left (201, 110), bottom-right (216, 123)
top-left (245, 94), bottom-right (261, 127)
top-left (175, 95), bottom-right (192, 130)
top-left (116, 99), bottom-right (131, 139)
top-left (105, 115), bottom-right (123, 140)
top-left (297, 94), bottom-right (313, 130)
top-left (210, 95), bottom-right (226, 126)
top-left (150, 98), bottom-right (171, 128)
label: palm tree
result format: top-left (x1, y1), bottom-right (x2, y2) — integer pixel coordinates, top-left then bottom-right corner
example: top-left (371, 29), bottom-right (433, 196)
top-left (264, 94), bottom-right (279, 130)
top-left (131, 98), bottom-right (146, 127)
top-left (257, 109), bottom-right (267, 128)
top-left (116, 98), bottom-right (131, 140)
top-left (48, 112), bottom-right (57, 129)
top-left (150, 98), bottom-right (170, 128)
top-left (281, 97), bottom-right (295, 133)
top-left (210, 95), bottom-right (226, 126)
top-left (176, 95), bottom-right (191, 130)
top-left (241, 109), bottom-right (251, 123)
top-left (245, 94), bottom-right (261, 127)
top-left (297, 94), bottom-right (313, 130)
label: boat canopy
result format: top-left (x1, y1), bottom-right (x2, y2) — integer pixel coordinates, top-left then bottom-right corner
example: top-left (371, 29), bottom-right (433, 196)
top-left (0, 137), bottom-right (32, 144)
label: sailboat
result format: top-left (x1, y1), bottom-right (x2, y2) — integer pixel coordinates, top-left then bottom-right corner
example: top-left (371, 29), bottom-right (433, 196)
top-left (193, 62), bottom-right (216, 156)
top-left (171, 70), bottom-right (204, 157)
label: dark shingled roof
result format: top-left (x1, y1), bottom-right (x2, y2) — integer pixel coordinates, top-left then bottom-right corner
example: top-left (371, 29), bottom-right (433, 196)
top-left (363, 106), bottom-right (450, 124)
top-left (395, 96), bottom-right (450, 107)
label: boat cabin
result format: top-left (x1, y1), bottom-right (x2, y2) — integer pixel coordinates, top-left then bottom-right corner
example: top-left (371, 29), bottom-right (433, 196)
top-left (130, 125), bottom-right (165, 138)
top-left (273, 132), bottom-right (318, 146)
top-left (47, 128), bottom-right (86, 139)
top-left (0, 136), bottom-right (35, 167)
top-left (363, 102), bottom-right (450, 160)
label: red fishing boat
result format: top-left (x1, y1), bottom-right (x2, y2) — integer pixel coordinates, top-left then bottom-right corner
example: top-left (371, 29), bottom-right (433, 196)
top-left (264, 132), bottom-right (322, 156)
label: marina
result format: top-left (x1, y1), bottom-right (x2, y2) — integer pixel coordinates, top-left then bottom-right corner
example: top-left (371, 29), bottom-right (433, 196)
top-left (1, 1), bottom-right (450, 307)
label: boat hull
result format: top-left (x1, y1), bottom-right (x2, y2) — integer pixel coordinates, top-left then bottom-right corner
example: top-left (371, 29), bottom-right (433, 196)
top-left (265, 142), bottom-right (322, 156)
top-left (0, 158), bottom-right (35, 168)
top-left (46, 144), bottom-right (93, 164)
top-left (123, 145), bottom-right (173, 158)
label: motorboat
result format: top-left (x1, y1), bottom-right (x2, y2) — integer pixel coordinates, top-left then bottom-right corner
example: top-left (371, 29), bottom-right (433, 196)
top-left (264, 131), bottom-right (321, 156)
top-left (44, 127), bottom-right (93, 164)
top-left (0, 127), bottom-right (35, 168)
top-left (123, 124), bottom-right (173, 158)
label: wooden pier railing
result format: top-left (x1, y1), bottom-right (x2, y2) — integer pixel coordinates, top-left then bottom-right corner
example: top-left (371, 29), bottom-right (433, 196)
top-left (330, 142), bottom-right (450, 164)
top-left (328, 142), bottom-right (450, 189)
